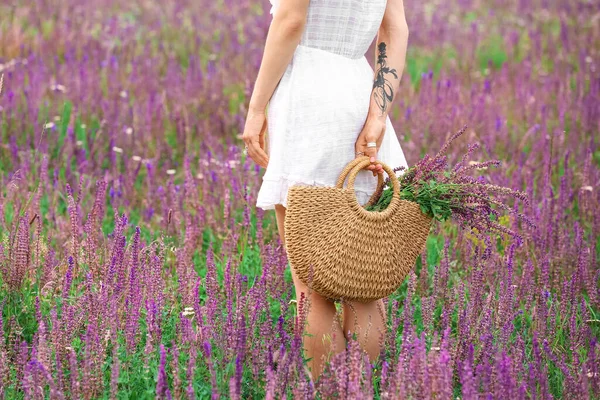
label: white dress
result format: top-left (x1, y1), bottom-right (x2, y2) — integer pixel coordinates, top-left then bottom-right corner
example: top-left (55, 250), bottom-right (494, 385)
top-left (255, 0), bottom-right (409, 211)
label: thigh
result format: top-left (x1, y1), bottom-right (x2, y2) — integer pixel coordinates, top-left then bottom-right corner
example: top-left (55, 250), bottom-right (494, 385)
top-left (274, 204), bottom-right (308, 293)
top-left (274, 204), bottom-right (287, 250)
top-left (274, 203), bottom-right (335, 307)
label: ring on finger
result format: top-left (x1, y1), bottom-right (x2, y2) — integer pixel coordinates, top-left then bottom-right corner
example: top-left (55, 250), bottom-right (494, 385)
top-left (355, 151), bottom-right (364, 156)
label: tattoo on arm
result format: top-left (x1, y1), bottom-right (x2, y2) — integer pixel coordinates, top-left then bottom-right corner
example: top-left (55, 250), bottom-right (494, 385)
top-left (372, 42), bottom-right (398, 115)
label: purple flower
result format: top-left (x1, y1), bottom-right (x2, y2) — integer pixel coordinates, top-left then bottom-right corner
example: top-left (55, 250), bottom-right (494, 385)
top-left (62, 256), bottom-right (75, 298)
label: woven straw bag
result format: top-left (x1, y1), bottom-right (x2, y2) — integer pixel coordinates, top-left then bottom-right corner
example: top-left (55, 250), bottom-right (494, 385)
top-left (284, 155), bottom-right (433, 303)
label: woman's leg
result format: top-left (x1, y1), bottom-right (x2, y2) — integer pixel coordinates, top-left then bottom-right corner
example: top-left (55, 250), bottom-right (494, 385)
top-left (342, 299), bottom-right (387, 362)
top-left (274, 204), bottom-right (346, 379)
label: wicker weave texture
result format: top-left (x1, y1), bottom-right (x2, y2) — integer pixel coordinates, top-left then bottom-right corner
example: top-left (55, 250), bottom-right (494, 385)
top-left (284, 156), bottom-right (433, 303)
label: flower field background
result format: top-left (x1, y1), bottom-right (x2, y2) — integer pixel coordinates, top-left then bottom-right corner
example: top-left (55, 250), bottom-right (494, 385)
top-left (0, 0), bottom-right (599, 398)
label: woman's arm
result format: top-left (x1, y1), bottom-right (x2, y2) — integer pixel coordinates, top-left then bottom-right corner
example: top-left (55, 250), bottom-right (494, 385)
top-left (242, 0), bottom-right (310, 168)
top-left (355, 0), bottom-right (409, 175)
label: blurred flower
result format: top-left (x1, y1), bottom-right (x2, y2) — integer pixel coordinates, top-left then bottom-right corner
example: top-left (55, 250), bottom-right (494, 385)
top-left (0, 59), bottom-right (20, 72)
top-left (50, 84), bottom-right (66, 93)
top-left (119, 90), bottom-right (128, 98)
top-left (166, 169), bottom-right (176, 175)
top-left (112, 146), bottom-right (123, 153)
top-left (132, 155), bottom-right (142, 162)
top-left (44, 122), bottom-right (55, 129)
top-left (581, 186), bottom-right (593, 191)
top-left (468, 160), bottom-right (488, 170)
top-left (125, 127), bottom-right (133, 135)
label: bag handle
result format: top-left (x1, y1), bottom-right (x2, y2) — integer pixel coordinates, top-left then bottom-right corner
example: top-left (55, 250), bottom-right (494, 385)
top-left (335, 156), bottom-right (385, 207)
top-left (345, 156), bottom-right (402, 218)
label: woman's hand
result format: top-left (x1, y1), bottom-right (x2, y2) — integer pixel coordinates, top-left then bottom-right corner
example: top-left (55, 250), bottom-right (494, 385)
top-left (355, 117), bottom-right (386, 176)
top-left (242, 108), bottom-right (269, 168)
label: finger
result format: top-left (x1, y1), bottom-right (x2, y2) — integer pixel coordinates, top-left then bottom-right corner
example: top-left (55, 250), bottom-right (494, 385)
top-left (367, 155), bottom-right (375, 176)
top-left (246, 146), bottom-right (257, 165)
top-left (250, 149), bottom-right (268, 169)
top-left (364, 145), bottom-right (378, 161)
top-left (354, 143), bottom-right (366, 159)
top-left (248, 148), bottom-right (267, 168)
top-left (372, 164), bottom-right (383, 176)
top-left (250, 141), bottom-right (269, 168)
top-left (259, 119), bottom-right (267, 149)
top-left (366, 145), bottom-right (380, 175)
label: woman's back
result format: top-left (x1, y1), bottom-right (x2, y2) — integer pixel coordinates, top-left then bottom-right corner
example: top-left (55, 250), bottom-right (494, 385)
top-left (297, 0), bottom-right (387, 59)
top-left (257, 0), bottom-right (409, 211)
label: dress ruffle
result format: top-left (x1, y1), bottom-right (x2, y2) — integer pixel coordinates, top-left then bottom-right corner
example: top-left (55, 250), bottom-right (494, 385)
top-left (255, 173), bottom-right (381, 210)
top-left (268, 0), bottom-right (278, 15)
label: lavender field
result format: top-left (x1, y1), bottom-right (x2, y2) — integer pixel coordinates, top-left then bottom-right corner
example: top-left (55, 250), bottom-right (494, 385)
top-left (0, 0), bottom-right (599, 398)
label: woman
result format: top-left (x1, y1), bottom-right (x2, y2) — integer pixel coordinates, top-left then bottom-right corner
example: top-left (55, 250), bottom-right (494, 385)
top-left (242, 0), bottom-right (410, 379)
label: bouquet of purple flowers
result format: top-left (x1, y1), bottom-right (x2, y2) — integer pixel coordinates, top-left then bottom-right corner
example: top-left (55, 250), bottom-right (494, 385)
top-left (365, 126), bottom-right (536, 243)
